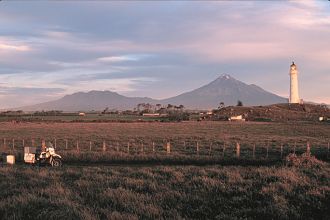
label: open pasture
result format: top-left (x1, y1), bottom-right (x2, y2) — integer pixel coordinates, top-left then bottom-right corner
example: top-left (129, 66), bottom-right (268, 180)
top-left (0, 121), bottom-right (329, 220)
top-left (0, 121), bottom-right (329, 164)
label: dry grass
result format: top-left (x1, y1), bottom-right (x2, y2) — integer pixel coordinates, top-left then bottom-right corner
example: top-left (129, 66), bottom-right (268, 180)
top-left (0, 164), bottom-right (329, 219)
top-left (1, 121), bottom-right (329, 161)
top-left (285, 153), bottom-right (326, 168)
top-left (0, 121), bottom-right (329, 219)
top-left (0, 121), bottom-right (329, 144)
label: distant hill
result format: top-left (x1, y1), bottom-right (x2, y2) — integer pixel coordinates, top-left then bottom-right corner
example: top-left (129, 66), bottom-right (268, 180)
top-left (19, 74), bottom-right (287, 111)
top-left (162, 74), bottom-right (287, 109)
top-left (22, 90), bottom-right (157, 111)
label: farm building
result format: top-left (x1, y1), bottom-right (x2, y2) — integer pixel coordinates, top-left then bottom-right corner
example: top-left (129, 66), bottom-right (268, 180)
top-left (78, 112), bottom-right (86, 116)
top-left (142, 113), bottom-right (160, 117)
top-left (199, 111), bottom-right (213, 116)
top-left (318, 116), bottom-right (329, 122)
top-left (229, 115), bottom-right (245, 121)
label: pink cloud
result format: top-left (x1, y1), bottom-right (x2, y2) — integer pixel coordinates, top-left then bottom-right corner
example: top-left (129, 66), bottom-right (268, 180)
top-left (0, 39), bottom-right (31, 52)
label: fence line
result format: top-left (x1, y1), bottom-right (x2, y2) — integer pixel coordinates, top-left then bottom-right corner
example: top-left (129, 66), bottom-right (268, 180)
top-left (1, 137), bottom-right (329, 159)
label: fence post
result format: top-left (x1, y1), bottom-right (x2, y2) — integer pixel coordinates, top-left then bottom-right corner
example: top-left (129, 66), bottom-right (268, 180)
top-left (236, 142), bottom-right (240, 158)
top-left (103, 141), bottom-right (106, 152)
top-left (152, 142), bottom-right (155, 153)
top-left (327, 142), bottom-right (330, 159)
top-left (166, 142), bottom-right (171, 154)
top-left (54, 138), bottom-right (57, 149)
top-left (266, 142), bottom-right (269, 159)
top-left (42, 140), bottom-right (46, 151)
top-left (65, 139), bottom-right (68, 150)
top-left (209, 142), bottom-right (212, 155)
top-left (280, 144), bottom-right (283, 158)
top-left (306, 142), bottom-right (311, 156)
top-left (76, 140), bottom-right (79, 151)
top-left (183, 141), bottom-right (186, 151)
top-left (117, 142), bottom-right (119, 152)
top-left (89, 141), bottom-right (92, 151)
top-left (222, 142), bottom-right (226, 157)
top-left (22, 139), bottom-right (25, 148)
top-left (253, 143), bottom-right (256, 159)
top-left (12, 139), bottom-right (15, 150)
top-left (127, 142), bottom-right (130, 153)
top-left (3, 138), bottom-right (6, 148)
top-left (196, 141), bottom-right (199, 155)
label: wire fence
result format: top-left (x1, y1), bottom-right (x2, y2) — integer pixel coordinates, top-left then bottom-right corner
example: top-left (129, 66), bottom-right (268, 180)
top-left (1, 137), bottom-right (329, 160)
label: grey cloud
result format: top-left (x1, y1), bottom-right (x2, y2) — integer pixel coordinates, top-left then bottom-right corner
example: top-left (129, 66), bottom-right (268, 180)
top-left (0, 86), bottom-right (65, 95)
top-left (0, 86), bottom-right (65, 108)
top-left (0, 1), bottom-right (329, 107)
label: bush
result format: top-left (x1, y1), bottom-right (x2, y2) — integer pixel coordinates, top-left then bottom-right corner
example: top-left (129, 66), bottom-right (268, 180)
top-left (285, 153), bottom-right (325, 168)
top-left (168, 112), bottom-right (190, 122)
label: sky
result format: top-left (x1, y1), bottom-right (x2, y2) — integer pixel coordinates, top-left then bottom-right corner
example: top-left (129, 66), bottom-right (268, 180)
top-left (0, 0), bottom-right (330, 109)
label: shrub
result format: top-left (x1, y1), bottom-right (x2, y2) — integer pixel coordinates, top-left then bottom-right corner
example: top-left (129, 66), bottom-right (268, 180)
top-left (168, 112), bottom-right (190, 122)
top-left (285, 153), bottom-right (325, 168)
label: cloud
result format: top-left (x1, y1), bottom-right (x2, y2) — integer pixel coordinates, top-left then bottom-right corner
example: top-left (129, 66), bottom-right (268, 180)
top-left (0, 86), bottom-right (64, 95)
top-left (97, 55), bottom-right (139, 63)
top-left (0, 86), bottom-right (65, 109)
top-left (279, 1), bottom-right (330, 29)
top-left (0, 37), bottom-right (31, 52)
top-left (0, 43), bottom-right (30, 52)
top-left (43, 30), bottom-right (73, 39)
top-left (0, 1), bottom-right (329, 107)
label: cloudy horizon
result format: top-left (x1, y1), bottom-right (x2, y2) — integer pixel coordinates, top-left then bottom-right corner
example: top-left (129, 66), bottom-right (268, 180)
top-left (1, 1), bottom-right (330, 109)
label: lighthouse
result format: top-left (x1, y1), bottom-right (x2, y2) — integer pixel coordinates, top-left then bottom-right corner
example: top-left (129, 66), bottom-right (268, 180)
top-left (289, 62), bottom-right (300, 104)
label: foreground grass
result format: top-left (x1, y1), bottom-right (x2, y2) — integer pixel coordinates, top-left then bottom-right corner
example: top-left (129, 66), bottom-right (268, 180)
top-left (0, 163), bottom-right (329, 220)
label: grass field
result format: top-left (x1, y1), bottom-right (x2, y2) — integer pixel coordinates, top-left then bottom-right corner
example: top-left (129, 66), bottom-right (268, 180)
top-left (0, 113), bottom-right (163, 123)
top-left (1, 121), bottom-right (329, 162)
top-left (0, 121), bottom-right (329, 219)
top-left (1, 121), bottom-right (328, 143)
top-left (0, 163), bottom-right (329, 220)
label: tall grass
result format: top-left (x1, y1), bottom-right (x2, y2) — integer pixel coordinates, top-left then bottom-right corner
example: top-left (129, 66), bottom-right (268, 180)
top-left (0, 164), bottom-right (329, 219)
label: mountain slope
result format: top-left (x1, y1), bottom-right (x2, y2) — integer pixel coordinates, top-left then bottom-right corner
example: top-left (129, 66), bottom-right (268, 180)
top-left (19, 74), bottom-right (287, 111)
top-left (22, 90), bottom-right (157, 111)
top-left (161, 74), bottom-right (287, 109)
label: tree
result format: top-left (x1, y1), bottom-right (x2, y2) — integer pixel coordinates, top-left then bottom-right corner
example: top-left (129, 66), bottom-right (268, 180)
top-left (168, 111), bottom-right (190, 122)
top-left (156, 104), bottom-right (162, 111)
top-left (102, 107), bottom-right (109, 114)
top-left (167, 104), bottom-right (174, 111)
top-left (237, 100), bottom-right (243, 106)
top-left (218, 102), bottom-right (225, 109)
top-left (144, 103), bottom-right (153, 112)
top-left (137, 103), bottom-right (143, 112)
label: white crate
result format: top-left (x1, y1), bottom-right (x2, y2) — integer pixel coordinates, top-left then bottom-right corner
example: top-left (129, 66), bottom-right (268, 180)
top-left (6, 155), bottom-right (15, 165)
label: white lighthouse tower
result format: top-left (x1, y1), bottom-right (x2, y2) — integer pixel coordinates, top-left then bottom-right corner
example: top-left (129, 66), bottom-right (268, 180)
top-left (289, 61), bottom-right (300, 104)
